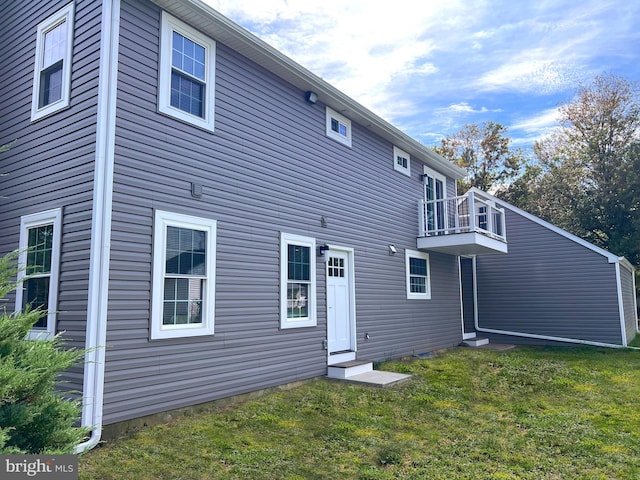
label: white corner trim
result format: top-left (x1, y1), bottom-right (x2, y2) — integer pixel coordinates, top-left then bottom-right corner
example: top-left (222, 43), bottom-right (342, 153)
top-left (615, 263), bottom-right (628, 347)
top-left (75, 0), bottom-right (120, 454)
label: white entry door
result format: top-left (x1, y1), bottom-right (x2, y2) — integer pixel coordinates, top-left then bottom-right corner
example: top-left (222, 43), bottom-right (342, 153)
top-left (326, 249), bottom-right (355, 356)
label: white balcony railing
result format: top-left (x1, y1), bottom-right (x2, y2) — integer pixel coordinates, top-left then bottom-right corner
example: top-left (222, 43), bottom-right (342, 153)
top-left (419, 191), bottom-right (507, 242)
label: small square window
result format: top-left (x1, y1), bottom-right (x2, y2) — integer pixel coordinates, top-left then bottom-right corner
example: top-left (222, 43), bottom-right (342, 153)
top-left (393, 146), bottom-right (411, 176)
top-left (326, 107), bottom-right (352, 147)
top-left (31, 3), bottom-right (74, 121)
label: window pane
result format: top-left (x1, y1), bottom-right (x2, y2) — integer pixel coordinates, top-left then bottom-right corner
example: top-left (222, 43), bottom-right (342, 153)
top-left (287, 282), bottom-right (308, 318)
top-left (23, 277), bottom-right (50, 328)
top-left (409, 257), bottom-right (427, 276)
top-left (40, 62), bottom-right (64, 107)
top-left (170, 71), bottom-right (204, 117)
top-left (26, 225), bottom-right (54, 274)
top-left (288, 244), bottom-right (310, 281)
top-left (43, 21), bottom-right (66, 68)
top-left (165, 226), bottom-right (207, 275)
top-left (162, 278), bottom-right (203, 325)
top-left (410, 276), bottom-right (426, 294)
top-left (172, 31), bottom-right (206, 81)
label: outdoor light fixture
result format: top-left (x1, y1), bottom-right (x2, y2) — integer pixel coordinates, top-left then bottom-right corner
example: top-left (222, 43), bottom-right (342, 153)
top-left (388, 244), bottom-right (397, 255)
top-left (317, 244), bottom-right (330, 259)
top-left (305, 91), bottom-right (318, 104)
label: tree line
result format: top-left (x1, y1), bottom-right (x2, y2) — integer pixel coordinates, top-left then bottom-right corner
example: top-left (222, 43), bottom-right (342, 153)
top-left (434, 74), bottom-right (640, 273)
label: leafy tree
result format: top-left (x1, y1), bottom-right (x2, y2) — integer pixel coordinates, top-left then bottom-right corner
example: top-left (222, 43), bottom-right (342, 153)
top-left (434, 121), bottom-right (523, 194)
top-left (503, 74), bottom-right (640, 266)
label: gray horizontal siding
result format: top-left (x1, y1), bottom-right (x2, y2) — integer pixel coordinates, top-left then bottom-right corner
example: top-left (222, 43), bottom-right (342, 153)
top-left (0, 0), bottom-right (102, 385)
top-left (102, 0), bottom-right (463, 424)
top-left (476, 209), bottom-right (623, 345)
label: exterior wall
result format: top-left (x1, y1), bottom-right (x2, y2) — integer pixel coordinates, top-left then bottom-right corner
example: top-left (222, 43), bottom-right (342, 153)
top-left (475, 208), bottom-right (623, 345)
top-left (0, 0), bottom-right (102, 386)
top-left (102, 0), bottom-right (463, 424)
top-left (620, 264), bottom-right (638, 344)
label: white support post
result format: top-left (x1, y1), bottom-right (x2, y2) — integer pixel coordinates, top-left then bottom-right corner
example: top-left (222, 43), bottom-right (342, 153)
top-left (468, 192), bottom-right (476, 232)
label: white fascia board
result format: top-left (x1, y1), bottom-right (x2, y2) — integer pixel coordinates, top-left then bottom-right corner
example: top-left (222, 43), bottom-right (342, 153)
top-left (151, 0), bottom-right (466, 180)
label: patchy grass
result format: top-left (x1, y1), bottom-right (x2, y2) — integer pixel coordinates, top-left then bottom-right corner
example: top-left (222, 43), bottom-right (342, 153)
top-left (80, 347), bottom-right (640, 479)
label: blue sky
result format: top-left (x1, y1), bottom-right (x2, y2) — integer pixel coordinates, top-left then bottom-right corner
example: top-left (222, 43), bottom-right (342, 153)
top-left (204, 0), bottom-right (640, 149)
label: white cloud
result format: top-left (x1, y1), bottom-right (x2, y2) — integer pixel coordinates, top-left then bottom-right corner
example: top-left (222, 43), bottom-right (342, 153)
top-left (443, 102), bottom-right (502, 114)
top-left (509, 108), bottom-right (561, 146)
top-left (201, 0), bottom-right (640, 146)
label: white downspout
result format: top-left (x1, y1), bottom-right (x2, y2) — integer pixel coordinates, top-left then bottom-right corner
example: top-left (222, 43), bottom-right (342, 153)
top-left (75, 0), bottom-right (120, 454)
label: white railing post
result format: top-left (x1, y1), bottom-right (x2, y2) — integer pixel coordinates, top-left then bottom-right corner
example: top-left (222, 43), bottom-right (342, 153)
top-left (468, 191), bottom-right (476, 232)
top-left (500, 208), bottom-right (507, 241)
top-left (453, 197), bottom-right (460, 233)
top-left (487, 203), bottom-right (494, 235)
top-left (418, 199), bottom-right (425, 237)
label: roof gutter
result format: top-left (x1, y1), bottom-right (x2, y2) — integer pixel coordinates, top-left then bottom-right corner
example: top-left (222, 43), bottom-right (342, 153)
top-left (75, 0), bottom-right (120, 454)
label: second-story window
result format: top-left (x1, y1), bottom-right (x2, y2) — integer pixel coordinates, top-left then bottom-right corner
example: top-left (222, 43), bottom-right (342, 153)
top-left (393, 146), bottom-right (411, 176)
top-left (31, 3), bottom-right (74, 121)
top-left (325, 107), bottom-right (352, 147)
top-left (159, 12), bottom-right (216, 131)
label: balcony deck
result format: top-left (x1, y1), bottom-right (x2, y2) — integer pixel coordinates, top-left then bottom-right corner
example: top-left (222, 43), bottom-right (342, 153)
top-left (417, 191), bottom-right (508, 256)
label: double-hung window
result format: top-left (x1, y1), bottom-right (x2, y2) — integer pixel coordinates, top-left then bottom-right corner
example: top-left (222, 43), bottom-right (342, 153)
top-left (151, 211), bottom-right (217, 339)
top-left (31, 3), bottom-right (74, 121)
top-left (325, 107), bottom-right (352, 147)
top-left (280, 233), bottom-right (316, 329)
top-left (405, 249), bottom-right (431, 299)
top-left (159, 12), bottom-right (216, 131)
top-left (16, 209), bottom-right (62, 339)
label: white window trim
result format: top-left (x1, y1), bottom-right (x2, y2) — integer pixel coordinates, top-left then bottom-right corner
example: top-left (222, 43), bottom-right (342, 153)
top-left (393, 146), bottom-right (411, 176)
top-left (151, 211), bottom-right (217, 339)
top-left (31, 3), bottom-right (75, 121)
top-left (159, 12), bottom-right (216, 132)
top-left (405, 249), bottom-right (431, 300)
top-left (280, 232), bottom-right (317, 329)
top-left (325, 107), bottom-right (352, 147)
top-left (16, 209), bottom-right (63, 340)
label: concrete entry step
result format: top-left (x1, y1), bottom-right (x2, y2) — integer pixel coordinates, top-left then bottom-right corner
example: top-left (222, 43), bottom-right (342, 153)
top-left (327, 360), bottom-right (373, 379)
top-left (343, 370), bottom-right (412, 388)
top-left (462, 337), bottom-right (490, 347)
top-left (327, 360), bottom-right (412, 387)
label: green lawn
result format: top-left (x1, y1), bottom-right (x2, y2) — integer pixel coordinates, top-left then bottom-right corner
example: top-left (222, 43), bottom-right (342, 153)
top-left (79, 347), bottom-right (640, 479)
